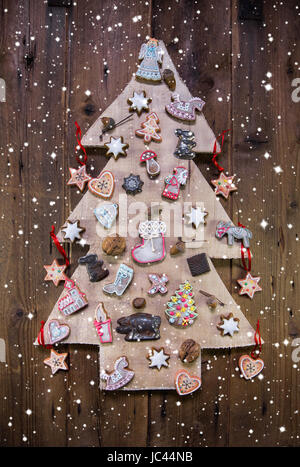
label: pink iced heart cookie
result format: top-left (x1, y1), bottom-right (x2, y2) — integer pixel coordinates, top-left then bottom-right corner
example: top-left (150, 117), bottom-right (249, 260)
top-left (88, 170), bottom-right (115, 199)
top-left (239, 355), bottom-right (264, 380)
top-left (48, 319), bottom-right (70, 344)
top-left (175, 369), bottom-right (201, 395)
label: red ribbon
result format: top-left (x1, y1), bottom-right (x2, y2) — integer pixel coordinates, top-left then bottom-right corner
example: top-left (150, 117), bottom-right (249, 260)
top-left (238, 222), bottom-right (251, 272)
top-left (75, 121), bottom-right (88, 166)
top-left (212, 129), bottom-right (230, 172)
top-left (50, 225), bottom-right (70, 267)
top-left (37, 321), bottom-right (52, 349)
top-left (251, 320), bottom-right (262, 359)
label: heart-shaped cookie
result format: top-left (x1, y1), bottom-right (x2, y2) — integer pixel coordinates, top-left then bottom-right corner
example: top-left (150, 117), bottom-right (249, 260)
top-left (48, 319), bottom-right (70, 344)
top-left (239, 355), bottom-right (264, 380)
top-left (88, 170), bottom-right (115, 199)
top-left (175, 369), bottom-right (201, 395)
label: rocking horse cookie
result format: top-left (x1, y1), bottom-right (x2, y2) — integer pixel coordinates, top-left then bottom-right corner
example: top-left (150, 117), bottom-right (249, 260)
top-left (131, 220), bottom-right (166, 264)
top-left (166, 93), bottom-right (205, 121)
top-left (215, 221), bottom-right (252, 248)
top-left (101, 356), bottom-right (134, 390)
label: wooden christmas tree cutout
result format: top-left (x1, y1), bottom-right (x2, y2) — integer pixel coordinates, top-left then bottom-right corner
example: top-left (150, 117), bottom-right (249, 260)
top-left (41, 39), bottom-right (261, 391)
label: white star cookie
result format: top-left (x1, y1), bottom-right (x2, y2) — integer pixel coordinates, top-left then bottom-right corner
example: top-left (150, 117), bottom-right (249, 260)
top-left (128, 90), bottom-right (151, 115)
top-left (147, 347), bottom-right (170, 370)
top-left (217, 313), bottom-right (239, 337)
top-left (104, 136), bottom-right (128, 160)
top-left (186, 207), bottom-right (208, 228)
top-left (61, 220), bottom-right (85, 243)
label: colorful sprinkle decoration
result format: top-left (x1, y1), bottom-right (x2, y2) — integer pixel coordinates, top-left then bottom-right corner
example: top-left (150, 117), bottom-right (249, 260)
top-left (165, 281), bottom-right (198, 327)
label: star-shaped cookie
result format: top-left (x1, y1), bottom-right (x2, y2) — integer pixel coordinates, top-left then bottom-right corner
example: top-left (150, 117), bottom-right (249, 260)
top-left (67, 165), bottom-right (91, 192)
top-left (237, 272), bottom-right (262, 299)
top-left (211, 172), bottom-right (237, 199)
top-left (44, 349), bottom-right (68, 375)
top-left (217, 313), bottom-right (240, 337)
top-left (147, 348), bottom-right (170, 370)
top-left (44, 259), bottom-right (67, 286)
top-left (61, 220), bottom-right (85, 243)
top-left (128, 91), bottom-right (151, 115)
top-left (186, 207), bottom-right (207, 228)
top-left (104, 136), bottom-right (128, 160)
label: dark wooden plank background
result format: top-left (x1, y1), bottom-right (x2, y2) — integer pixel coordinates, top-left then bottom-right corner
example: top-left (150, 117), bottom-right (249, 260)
top-left (0, 0), bottom-right (299, 447)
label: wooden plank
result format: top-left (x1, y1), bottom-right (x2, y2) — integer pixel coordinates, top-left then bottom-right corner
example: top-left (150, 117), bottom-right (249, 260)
top-left (229, 0), bottom-right (300, 447)
top-left (149, 0), bottom-right (235, 447)
top-left (64, 0), bottom-right (152, 447)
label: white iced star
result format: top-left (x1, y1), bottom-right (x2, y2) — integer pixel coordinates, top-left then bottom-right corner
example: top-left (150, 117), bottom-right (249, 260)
top-left (61, 221), bottom-right (84, 243)
top-left (128, 91), bottom-right (151, 114)
top-left (186, 207), bottom-right (207, 228)
top-left (105, 137), bottom-right (128, 159)
top-left (219, 317), bottom-right (239, 337)
top-left (148, 348), bottom-right (170, 370)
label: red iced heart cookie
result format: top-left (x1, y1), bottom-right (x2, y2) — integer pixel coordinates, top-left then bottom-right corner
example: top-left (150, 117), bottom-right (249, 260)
top-left (88, 170), bottom-right (115, 199)
top-left (175, 369), bottom-right (201, 395)
top-left (239, 355), bottom-right (264, 380)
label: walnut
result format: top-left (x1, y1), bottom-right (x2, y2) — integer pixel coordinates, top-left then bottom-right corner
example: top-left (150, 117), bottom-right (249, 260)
top-left (179, 339), bottom-right (200, 363)
top-left (102, 234), bottom-right (126, 256)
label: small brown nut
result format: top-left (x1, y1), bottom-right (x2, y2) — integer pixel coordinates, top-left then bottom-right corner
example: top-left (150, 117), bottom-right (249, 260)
top-left (179, 339), bottom-right (200, 363)
top-left (170, 240), bottom-right (185, 256)
top-left (207, 296), bottom-right (218, 309)
top-left (132, 297), bottom-right (146, 309)
top-left (102, 234), bottom-right (126, 256)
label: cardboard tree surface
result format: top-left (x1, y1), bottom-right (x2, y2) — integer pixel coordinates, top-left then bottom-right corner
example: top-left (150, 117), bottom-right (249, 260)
top-left (42, 41), bottom-right (258, 391)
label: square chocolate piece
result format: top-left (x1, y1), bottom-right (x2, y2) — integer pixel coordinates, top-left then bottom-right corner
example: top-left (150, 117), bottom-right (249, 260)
top-left (187, 253), bottom-right (210, 277)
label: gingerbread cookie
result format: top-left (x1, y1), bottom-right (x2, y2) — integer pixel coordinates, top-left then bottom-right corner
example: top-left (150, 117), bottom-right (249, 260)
top-left (122, 174), bottom-right (144, 195)
top-left (239, 355), bottom-right (264, 380)
top-left (217, 313), bottom-right (240, 337)
top-left (175, 369), bottom-right (201, 396)
top-left (88, 170), bottom-right (115, 199)
top-left (101, 356), bottom-right (134, 390)
top-left (67, 165), bottom-right (91, 192)
top-left (237, 272), bottom-right (262, 299)
top-left (140, 150), bottom-right (160, 177)
top-left (44, 349), bottom-right (68, 375)
top-left (104, 136), bottom-right (128, 160)
top-left (94, 302), bottom-right (112, 344)
top-left (165, 281), bottom-right (198, 327)
top-left (135, 112), bottom-right (162, 143)
top-left (44, 259), bottom-right (67, 286)
top-left (211, 172), bottom-right (237, 199)
top-left (148, 273), bottom-right (168, 295)
top-left (185, 207), bottom-right (207, 229)
top-left (94, 203), bottom-right (118, 229)
top-left (128, 91), bottom-right (151, 115)
top-left (103, 264), bottom-right (133, 296)
top-left (166, 93), bottom-right (205, 121)
top-left (58, 278), bottom-right (88, 316)
top-left (48, 319), bottom-right (70, 345)
top-left (147, 347), bottom-right (170, 370)
top-left (61, 220), bottom-right (85, 244)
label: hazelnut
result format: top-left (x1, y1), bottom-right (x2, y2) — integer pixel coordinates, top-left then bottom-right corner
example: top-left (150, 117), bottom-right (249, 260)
top-left (179, 339), bottom-right (200, 363)
top-left (132, 297), bottom-right (146, 309)
top-left (102, 234), bottom-right (126, 256)
top-left (207, 296), bottom-right (218, 309)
